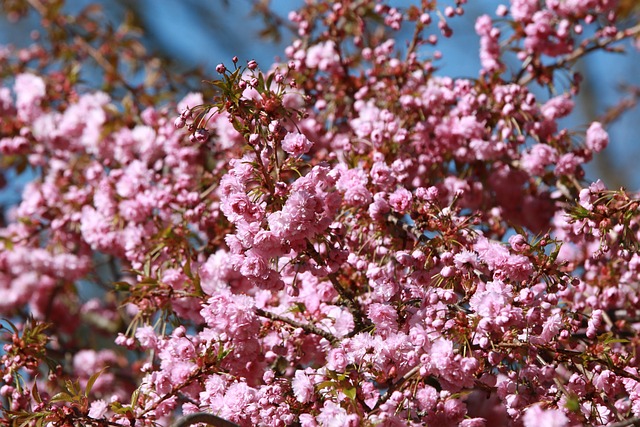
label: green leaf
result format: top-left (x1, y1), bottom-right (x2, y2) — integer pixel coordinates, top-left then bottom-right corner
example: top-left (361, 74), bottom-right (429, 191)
top-left (289, 302), bottom-right (306, 314)
top-left (266, 72), bottom-right (274, 90)
top-left (548, 244), bottom-right (561, 263)
top-left (143, 259), bottom-right (151, 277)
top-left (49, 392), bottom-right (73, 403)
top-left (183, 259), bottom-right (192, 278)
top-left (113, 281), bottom-right (131, 291)
top-left (1, 318), bottom-right (19, 334)
top-left (0, 236), bottom-right (13, 250)
top-left (130, 389), bottom-right (139, 406)
top-left (564, 394), bottom-right (580, 413)
top-left (32, 382), bottom-right (42, 404)
top-left (85, 367), bottom-right (108, 397)
top-left (343, 387), bottom-right (357, 400)
top-left (605, 338), bottom-right (630, 344)
top-left (228, 68), bottom-right (241, 86)
top-left (316, 380), bottom-right (335, 391)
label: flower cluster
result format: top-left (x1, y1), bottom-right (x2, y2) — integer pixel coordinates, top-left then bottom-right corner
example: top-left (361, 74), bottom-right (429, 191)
top-left (1, 1), bottom-right (640, 426)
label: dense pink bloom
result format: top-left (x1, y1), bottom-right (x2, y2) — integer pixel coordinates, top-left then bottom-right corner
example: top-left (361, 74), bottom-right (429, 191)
top-left (521, 144), bottom-right (557, 175)
top-left (510, 0), bottom-right (540, 21)
top-left (135, 326), bottom-right (158, 350)
top-left (1, 1), bottom-right (638, 426)
top-left (469, 280), bottom-right (513, 318)
top-left (305, 41), bottom-right (340, 71)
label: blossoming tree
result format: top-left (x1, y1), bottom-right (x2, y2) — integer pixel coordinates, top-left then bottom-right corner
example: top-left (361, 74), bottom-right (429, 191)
top-left (1, 0), bottom-right (640, 426)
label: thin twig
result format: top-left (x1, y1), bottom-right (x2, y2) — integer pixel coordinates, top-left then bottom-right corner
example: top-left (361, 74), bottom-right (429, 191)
top-left (170, 413), bottom-right (239, 427)
top-left (255, 307), bottom-right (339, 345)
top-left (305, 240), bottom-right (370, 333)
top-left (25, 0), bottom-right (139, 94)
top-left (518, 22), bottom-right (640, 86)
top-left (385, 213), bottom-right (427, 243)
top-left (598, 85), bottom-right (640, 127)
top-left (607, 417), bottom-right (640, 427)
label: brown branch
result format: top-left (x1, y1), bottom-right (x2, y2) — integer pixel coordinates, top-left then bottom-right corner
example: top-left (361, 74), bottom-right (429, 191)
top-left (305, 240), bottom-right (370, 333)
top-left (607, 417), bottom-right (640, 427)
top-left (25, 0), bottom-right (139, 95)
top-left (170, 413), bottom-right (239, 427)
top-left (385, 213), bottom-right (427, 243)
top-left (598, 85), bottom-right (640, 127)
top-left (518, 22), bottom-right (640, 86)
top-left (254, 307), bottom-right (339, 345)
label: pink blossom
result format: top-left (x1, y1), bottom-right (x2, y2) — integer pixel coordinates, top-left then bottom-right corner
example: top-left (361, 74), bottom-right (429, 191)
top-left (326, 348), bottom-right (348, 372)
top-left (532, 313), bottom-right (563, 344)
top-left (416, 385), bottom-right (438, 411)
top-left (282, 132), bottom-right (313, 156)
top-left (367, 303), bottom-right (398, 335)
top-left (305, 41), bottom-right (339, 71)
top-left (88, 399), bottom-right (109, 419)
top-left (135, 326), bottom-right (157, 350)
top-left (554, 153), bottom-right (583, 176)
top-left (523, 404), bottom-right (568, 427)
top-left (510, 0), bottom-right (540, 21)
top-left (469, 280), bottom-right (513, 318)
top-left (541, 95), bottom-right (574, 120)
top-left (14, 73), bottom-right (46, 121)
top-left (316, 401), bottom-right (349, 427)
top-left (292, 370), bottom-right (315, 403)
top-left (585, 121), bottom-right (609, 153)
top-left (388, 187), bottom-right (412, 213)
top-left (454, 250), bottom-right (479, 269)
top-left (520, 144), bottom-right (557, 175)
top-left (200, 292), bottom-right (260, 341)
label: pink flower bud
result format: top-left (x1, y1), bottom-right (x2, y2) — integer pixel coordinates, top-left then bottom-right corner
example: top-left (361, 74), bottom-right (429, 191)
top-left (174, 116), bottom-right (186, 129)
top-left (180, 107), bottom-right (191, 119)
top-left (194, 128), bottom-right (210, 143)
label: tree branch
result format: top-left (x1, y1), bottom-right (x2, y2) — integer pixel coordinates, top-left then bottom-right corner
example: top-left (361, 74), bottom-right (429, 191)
top-left (305, 240), bottom-right (370, 333)
top-left (170, 413), bottom-right (239, 427)
top-left (518, 22), bottom-right (640, 86)
top-left (254, 307), bottom-right (339, 345)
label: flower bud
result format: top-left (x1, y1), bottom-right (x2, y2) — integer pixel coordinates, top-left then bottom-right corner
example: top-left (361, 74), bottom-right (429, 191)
top-left (174, 116), bottom-right (186, 129)
top-left (194, 128), bottom-right (210, 143)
